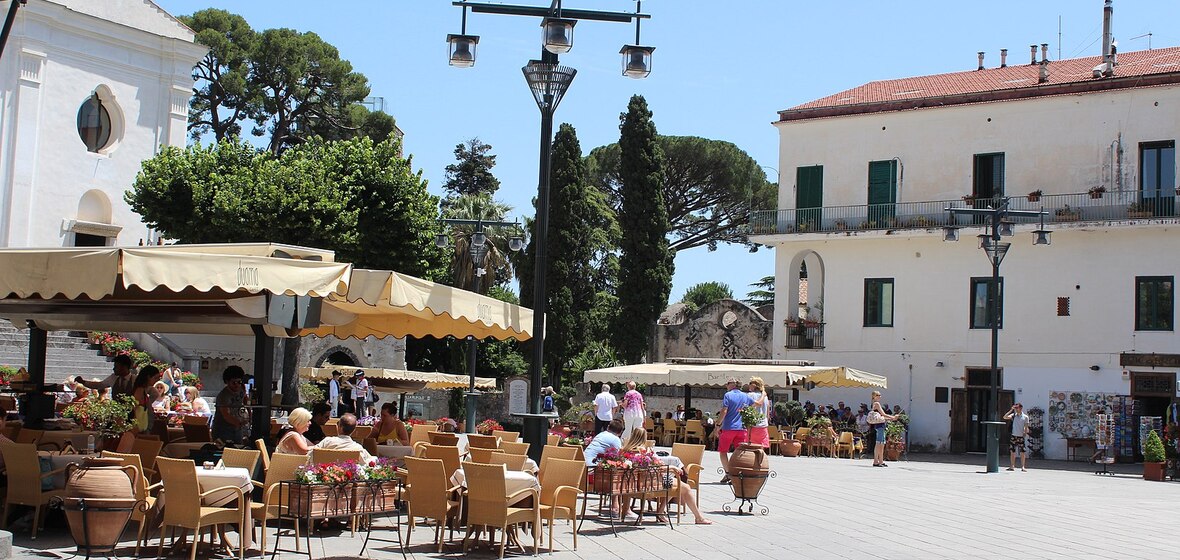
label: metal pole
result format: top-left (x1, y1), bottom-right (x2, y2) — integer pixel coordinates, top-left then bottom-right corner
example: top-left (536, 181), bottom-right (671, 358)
top-left (0, 0), bottom-right (23, 65)
top-left (465, 229), bottom-right (483, 433)
top-left (986, 211), bottom-right (1001, 474)
top-left (251, 324), bottom-right (275, 444)
top-left (528, 49), bottom-right (558, 417)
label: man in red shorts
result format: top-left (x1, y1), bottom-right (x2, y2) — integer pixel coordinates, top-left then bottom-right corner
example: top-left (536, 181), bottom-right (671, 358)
top-left (717, 376), bottom-right (754, 483)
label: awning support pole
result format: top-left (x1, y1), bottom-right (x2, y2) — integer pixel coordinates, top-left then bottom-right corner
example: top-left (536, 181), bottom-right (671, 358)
top-left (398, 392), bottom-right (407, 421)
top-left (27, 321), bottom-right (46, 389)
top-left (252, 325), bottom-right (275, 443)
top-left (683, 386), bottom-right (692, 412)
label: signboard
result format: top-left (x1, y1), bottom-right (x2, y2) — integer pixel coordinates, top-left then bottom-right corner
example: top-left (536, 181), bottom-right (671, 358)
top-left (1119, 353), bottom-right (1180, 368)
top-left (507, 378), bottom-right (529, 415)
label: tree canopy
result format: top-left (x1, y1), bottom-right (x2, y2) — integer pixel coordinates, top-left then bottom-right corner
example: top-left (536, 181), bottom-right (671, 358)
top-left (681, 281), bottom-right (733, 312)
top-left (179, 9), bottom-right (258, 142)
top-left (587, 135), bottom-right (776, 251)
top-left (443, 138), bottom-right (501, 201)
top-left (744, 275), bottom-right (775, 308)
top-left (126, 137), bottom-right (446, 277)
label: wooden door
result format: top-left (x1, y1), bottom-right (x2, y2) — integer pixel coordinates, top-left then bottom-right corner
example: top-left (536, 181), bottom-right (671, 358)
top-left (867, 160), bottom-right (897, 225)
top-left (795, 166), bottom-right (823, 230)
top-left (950, 388), bottom-right (968, 453)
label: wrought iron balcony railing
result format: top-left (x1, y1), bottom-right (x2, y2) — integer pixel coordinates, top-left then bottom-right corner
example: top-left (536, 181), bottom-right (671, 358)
top-left (785, 321), bottom-right (824, 350)
top-left (750, 189), bottom-right (1178, 236)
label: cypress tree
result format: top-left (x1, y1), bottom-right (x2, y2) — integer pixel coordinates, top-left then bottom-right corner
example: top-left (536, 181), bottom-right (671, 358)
top-left (611, 95), bottom-right (673, 363)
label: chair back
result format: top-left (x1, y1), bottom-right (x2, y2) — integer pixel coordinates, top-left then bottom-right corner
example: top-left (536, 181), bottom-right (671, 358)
top-left (130, 437), bottom-right (164, 474)
top-left (838, 431), bottom-right (854, 445)
top-left (260, 453), bottom-right (309, 507)
top-left (499, 441), bottom-right (530, 455)
top-left (408, 423), bottom-right (438, 447)
top-left (489, 451), bottom-right (528, 471)
top-left (156, 457), bottom-right (205, 527)
top-left (403, 456), bottom-right (452, 521)
top-left (671, 442), bottom-right (705, 468)
top-left (310, 448), bottom-right (362, 465)
top-left (793, 427), bottom-right (811, 441)
top-left (362, 437), bottom-right (378, 456)
top-left (1, 442), bottom-right (45, 505)
top-left (182, 419), bottom-right (211, 443)
top-left (768, 426), bottom-right (782, 440)
top-left (643, 417), bottom-right (655, 430)
top-left (538, 457), bottom-right (584, 509)
top-left (428, 431), bottom-right (459, 446)
top-left (466, 433), bottom-right (499, 450)
top-left (491, 430), bottom-right (519, 443)
top-left (540, 445), bottom-right (578, 465)
top-left (350, 425), bottom-right (373, 441)
top-left (255, 438), bottom-right (271, 471)
top-left (321, 423), bottom-right (339, 437)
top-left (546, 434), bottom-right (561, 446)
top-left (14, 428), bottom-right (42, 445)
top-left (220, 447), bottom-right (260, 472)
top-left (467, 447), bottom-right (496, 464)
top-left (661, 419), bottom-right (679, 437)
top-left (422, 444), bottom-right (461, 478)
top-left (462, 461), bottom-right (510, 527)
top-left (685, 419), bottom-right (705, 437)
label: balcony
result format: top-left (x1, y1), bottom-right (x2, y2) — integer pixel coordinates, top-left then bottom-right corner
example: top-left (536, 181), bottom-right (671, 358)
top-left (785, 321), bottom-right (825, 350)
top-left (750, 190), bottom-right (1178, 237)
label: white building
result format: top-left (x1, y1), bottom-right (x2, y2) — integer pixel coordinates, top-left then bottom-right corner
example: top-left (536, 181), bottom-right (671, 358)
top-left (752, 44), bottom-right (1180, 460)
top-left (0, 0), bottom-right (205, 248)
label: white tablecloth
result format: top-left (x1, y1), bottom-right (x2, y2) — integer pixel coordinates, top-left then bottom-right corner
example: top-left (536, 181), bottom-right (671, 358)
top-left (375, 444), bottom-right (414, 459)
top-left (450, 468), bottom-right (540, 498)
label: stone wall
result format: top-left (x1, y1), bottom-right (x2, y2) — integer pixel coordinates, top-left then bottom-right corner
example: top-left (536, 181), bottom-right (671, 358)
top-left (654, 299), bottom-right (772, 361)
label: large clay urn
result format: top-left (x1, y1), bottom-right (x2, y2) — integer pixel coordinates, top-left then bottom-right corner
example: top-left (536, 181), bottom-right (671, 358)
top-left (63, 457), bottom-right (138, 555)
top-left (727, 441), bottom-right (770, 499)
top-left (781, 438), bottom-right (802, 457)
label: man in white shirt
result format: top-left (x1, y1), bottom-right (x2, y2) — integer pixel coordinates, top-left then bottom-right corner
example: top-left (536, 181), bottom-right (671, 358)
top-left (312, 413), bottom-right (374, 464)
top-left (593, 384), bottom-right (618, 434)
top-left (352, 370), bottom-right (370, 418)
top-left (1003, 403), bottom-right (1030, 472)
top-left (328, 370), bottom-right (343, 417)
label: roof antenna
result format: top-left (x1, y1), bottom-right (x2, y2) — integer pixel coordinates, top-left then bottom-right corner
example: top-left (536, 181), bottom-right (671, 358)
top-left (1129, 32), bottom-right (1152, 51)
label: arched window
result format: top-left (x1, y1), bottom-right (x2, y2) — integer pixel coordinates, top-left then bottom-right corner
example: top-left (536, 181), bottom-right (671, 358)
top-left (77, 93), bottom-right (112, 152)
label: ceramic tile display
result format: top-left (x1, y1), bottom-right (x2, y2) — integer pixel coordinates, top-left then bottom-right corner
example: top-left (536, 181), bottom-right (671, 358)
top-left (1026, 407), bottom-right (1045, 459)
top-left (1047, 391), bottom-right (1126, 439)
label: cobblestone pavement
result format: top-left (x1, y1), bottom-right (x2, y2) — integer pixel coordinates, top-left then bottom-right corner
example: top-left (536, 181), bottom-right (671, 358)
top-left (12, 451), bottom-right (1179, 559)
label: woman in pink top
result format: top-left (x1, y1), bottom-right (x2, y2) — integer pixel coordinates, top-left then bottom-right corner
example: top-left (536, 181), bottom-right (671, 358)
top-left (622, 381), bottom-right (647, 439)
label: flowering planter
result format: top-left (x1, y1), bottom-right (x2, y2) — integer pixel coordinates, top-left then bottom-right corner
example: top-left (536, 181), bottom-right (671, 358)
top-left (591, 465), bottom-right (670, 497)
top-left (884, 441), bottom-right (905, 461)
top-left (353, 480), bottom-right (401, 514)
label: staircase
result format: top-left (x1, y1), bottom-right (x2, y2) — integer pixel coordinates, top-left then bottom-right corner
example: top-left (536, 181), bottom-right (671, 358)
top-left (0, 325), bottom-right (113, 385)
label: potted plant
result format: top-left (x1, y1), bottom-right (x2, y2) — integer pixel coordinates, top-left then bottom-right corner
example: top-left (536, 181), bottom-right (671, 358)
top-left (1143, 430), bottom-right (1167, 481)
top-left (962, 194), bottom-right (976, 205)
top-left (1088, 185), bottom-right (1106, 199)
top-left (884, 419), bottom-right (907, 461)
top-left (62, 395), bottom-right (137, 450)
top-left (834, 219), bottom-right (848, 231)
top-left (1027, 189), bottom-right (1042, 202)
top-left (475, 418), bottom-right (504, 436)
top-left (1054, 204), bottom-right (1080, 222)
top-left (773, 401), bottom-right (805, 456)
top-left (727, 405), bottom-right (770, 499)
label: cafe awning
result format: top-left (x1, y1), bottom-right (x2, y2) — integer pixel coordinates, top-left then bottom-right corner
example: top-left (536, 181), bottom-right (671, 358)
top-left (583, 362), bottom-right (671, 385)
top-left (582, 362), bottom-right (887, 389)
top-left (299, 366), bottom-right (497, 394)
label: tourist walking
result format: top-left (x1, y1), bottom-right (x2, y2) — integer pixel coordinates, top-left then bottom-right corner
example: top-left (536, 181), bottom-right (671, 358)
top-left (869, 390), bottom-right (898, 467)
top-left (718, 376), bottom-right (754, 482)
top-left (593, 384), bottom-right (618, 434)
top-left (351, 370), bottom-right (369, 419)
top-left (328, 370), bottom-right (344, 417)
top-left (1004, 403), bottom-right (1030, 471)
top-left (622, 381), bottom-right (647, 438)
top-left (746, 376), bottom-right (770, 448)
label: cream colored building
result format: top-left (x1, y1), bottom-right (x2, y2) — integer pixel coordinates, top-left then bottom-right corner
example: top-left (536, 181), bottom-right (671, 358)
top-left (752, 46), bottom-right (1180, 460)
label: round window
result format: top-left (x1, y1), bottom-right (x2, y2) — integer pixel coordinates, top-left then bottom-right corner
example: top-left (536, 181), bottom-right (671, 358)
top-left (77, 94), bottom-right (112, 152)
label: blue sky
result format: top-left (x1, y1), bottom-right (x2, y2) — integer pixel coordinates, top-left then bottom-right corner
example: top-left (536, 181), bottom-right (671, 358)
top-left (155, 0), bottom-right (1180, 302)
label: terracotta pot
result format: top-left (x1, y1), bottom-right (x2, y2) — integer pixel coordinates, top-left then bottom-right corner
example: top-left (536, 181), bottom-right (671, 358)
top-left (1143, 461), bottom-right (1167, 482)
top-left (727, 443), bottom-right (770, 499)
top-left (781, 439), bottom-right (802, 457)
top-left (63, 459), bottom-right (138, 555)
top-left (884, 441), bottom-right (904, 461)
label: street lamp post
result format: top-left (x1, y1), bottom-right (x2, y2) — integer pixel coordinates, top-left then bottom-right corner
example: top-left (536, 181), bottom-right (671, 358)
top-left (436, 219), bottom-right (523, 433)
top-left (447, 0), bottom-right (653, 456)
top-left (944, 197), bottom-right (1050, 473)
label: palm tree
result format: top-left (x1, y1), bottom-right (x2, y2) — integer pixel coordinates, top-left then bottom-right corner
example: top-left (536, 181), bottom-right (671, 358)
top-left (441, 193), bottom-right (518, 292)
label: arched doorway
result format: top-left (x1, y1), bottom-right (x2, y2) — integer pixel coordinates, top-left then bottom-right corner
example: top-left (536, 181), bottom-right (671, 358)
top-left (783, 250), bottom-right (826, 349)
top-left (316, 346), bottom-right (359, 367)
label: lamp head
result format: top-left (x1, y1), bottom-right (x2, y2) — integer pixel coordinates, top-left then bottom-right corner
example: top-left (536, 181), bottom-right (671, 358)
top-left (470, 231), bottom-right (487, 248)
top-left (1033, 229), bottom-right (1052, 245)
top-left (447, 34), bottom-right (479, 68)
top-left (542, 18), bottom-right (576, 54)
top-left (508, 236), bottom-right (524, 252)
top-left (620, 45), bottom-right (655, 79)
top-left (942, 226), bottom-right (959, 242)
top-left (434, 233), bottom-right (449, 249)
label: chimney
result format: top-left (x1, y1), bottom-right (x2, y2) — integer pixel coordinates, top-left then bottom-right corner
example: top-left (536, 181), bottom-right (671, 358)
top-left (1041, 43), bottom-right (1049, 62)
top-left (1030, 44), bottom-right (1038, 65)
top-left (1000, 49), bottom-right (1008, 68)
top-left (977, 51), bottom-right (985, 71)
top-left (1094, 0), bottom-right (1115, 78)
top-left (1039, 63), bottom-right (1050, 84)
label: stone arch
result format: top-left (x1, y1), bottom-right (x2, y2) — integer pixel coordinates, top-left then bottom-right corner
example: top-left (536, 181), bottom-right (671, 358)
top-left (316, 346), bottom-right (360, 367)
top-left (785, 250), bottom-right (825, 321)
top-left (77, 189), bottom-right (112, 223)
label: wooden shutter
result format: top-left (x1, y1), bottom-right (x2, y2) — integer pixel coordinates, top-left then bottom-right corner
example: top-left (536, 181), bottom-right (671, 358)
top-left (950, 388), bottom-right (967, 453)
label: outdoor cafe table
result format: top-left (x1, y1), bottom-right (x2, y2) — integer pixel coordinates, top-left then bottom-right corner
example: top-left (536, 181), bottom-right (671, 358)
top-left (450, 467), bottom-right (541, 501)
top-left (153, 465), bottom-right (255, 550)
top-left (163, 441), bottom-right (209, 459)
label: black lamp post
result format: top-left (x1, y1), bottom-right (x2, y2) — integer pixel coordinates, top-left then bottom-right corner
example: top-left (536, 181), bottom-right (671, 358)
top-left (448, 0), bottom-right (653, 458)
top-left (436, 219), bottom-right (523, 434)
top-left (943, 197), bottom-right (1049, 473)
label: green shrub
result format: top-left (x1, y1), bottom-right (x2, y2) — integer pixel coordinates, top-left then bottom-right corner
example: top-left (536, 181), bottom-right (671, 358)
top-left (1144, 430), bottom-right (1166, 463)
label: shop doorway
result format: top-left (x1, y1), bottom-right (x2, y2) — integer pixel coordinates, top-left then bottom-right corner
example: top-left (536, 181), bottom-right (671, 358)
top-left (950, 369), bottom-right (1013, 453)
top-left (1129, 371), bottom-right (1176, 461)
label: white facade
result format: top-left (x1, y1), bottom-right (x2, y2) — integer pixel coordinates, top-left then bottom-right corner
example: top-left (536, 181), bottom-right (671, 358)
top-left (0, 0), bottom-right (205, 247)
top-left (756, 54), bottom-right (1180, 460)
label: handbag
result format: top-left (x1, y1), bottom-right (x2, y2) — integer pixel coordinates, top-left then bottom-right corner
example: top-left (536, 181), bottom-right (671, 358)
top-left (867, 410), bottom-right (885, 425)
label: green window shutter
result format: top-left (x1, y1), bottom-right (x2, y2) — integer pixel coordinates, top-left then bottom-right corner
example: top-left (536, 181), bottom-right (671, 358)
top-left (795, 166), bottom-right (823, 230)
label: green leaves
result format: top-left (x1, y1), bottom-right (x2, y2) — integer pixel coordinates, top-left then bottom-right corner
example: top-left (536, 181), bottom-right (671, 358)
top-left (680, 281), bottom-right (734, 312)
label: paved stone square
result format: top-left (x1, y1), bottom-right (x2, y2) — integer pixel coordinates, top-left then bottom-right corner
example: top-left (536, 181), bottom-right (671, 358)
top-left (12, 451), bottom-right (1179, 559)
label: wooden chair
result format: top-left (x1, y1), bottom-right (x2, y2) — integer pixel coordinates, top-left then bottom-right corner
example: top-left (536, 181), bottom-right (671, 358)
top-left (468, 447), bottom-right (496, 464)
top-left (14, 428), bottom-right (42, 445)
top-left (461, 461), bottom-right (540, 558)
top-left (643, 417), bottom-right (655, 440)
top-left (792, 427), bottom-right (811, 456)
top-left (491, 430), bottom-right (519, 443)
top-left (428, 431), bottom-right (460, 446)
top-left (767, 426), bottom-right (784, 456)
top-left (362, 437), bottom-right (378, 457)
top-left (834, 431), bottom-right (856, 459)
top-left (309, 448), bottom-right (362, 465)
top-left (422, 444), bottom-right (462, 479)
top-left (546, 434), bottom-right (561, 446)
top-left (269, 419), bottom-right (282, 440)
top-left (350, 425), bottom-right (373, 442)
top-left (660, 419), bottom-right (681, 446)
top-left (182, 416), bottom-right (212, 443)
top-left (321, 423), bottom-right (339, 437)
top-left (155, 456), bottom-right (247, 560)
top-left (250, 452), bottom-right (308, 555)
top-left (499, 441), bottom-right (530, 455)
top-left (219, 447), bottom-right (261, 473)
top-left (540, 445), bottom-right (578, 466)
top-left (403, 456), bottom-right (461, 553)
top-left (466, 433), bottom-right (499, 450)
top-left (409, 424), bottom-right (439, 448)
top-left (101, 451), bottom-right (160, 554)
top-left (0, 442), bottom-right (69, 538)
top-left (537, 457), bottom-right (584, 553)
top-left (488, 451), bottom-right (529, 472)
top-left (683, 420), bottom-right (705, 445)
top-left (130, 437), bottom-right (164, 481)
top-left (255, 439), bottom-right (270, 472)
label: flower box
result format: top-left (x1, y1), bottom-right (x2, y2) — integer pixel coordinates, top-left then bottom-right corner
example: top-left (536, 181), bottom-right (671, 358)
top-left (591, 464), bottom-right (672, 497)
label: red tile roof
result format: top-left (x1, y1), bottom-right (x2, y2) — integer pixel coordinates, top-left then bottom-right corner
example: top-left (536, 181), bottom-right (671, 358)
top-left (779, 47), bottom-right (1180, 122)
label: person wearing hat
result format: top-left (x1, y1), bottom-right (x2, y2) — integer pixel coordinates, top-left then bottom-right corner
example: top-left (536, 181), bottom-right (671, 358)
top-left (717, 376), bottom-right (754, 484)
top-left (352, 369), bottom-right (370, 418)
top-left (328, 370), bottom-right (344, 417)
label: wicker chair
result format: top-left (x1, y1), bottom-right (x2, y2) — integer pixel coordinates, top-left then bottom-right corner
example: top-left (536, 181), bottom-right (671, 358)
top-left (546, 434), bottom-right (561, 446)
top-left (155, 456), bottom-right (248, 560)
top-left (833, 431), bottom-right (856, 459)
top-left (767, 426), bottom-right (784, 455)
top-left (491, 430), bottom-right (519, 443)
top-left (539, 445), bottom-right (578, 466)
top-left (466, 433), bottom-right (500, 450)
top-left (461, 461), bottom-right (540, 558)
top-left (428, 431), bottom-right (460, 446)
top-left (467, 447), bottom-right (496, 464)
top-left (488, 451), bottom-right (529, 472)
top-left (660, 419), bottom-right (681, 446)
top-left (403, 456), bottom-right (462, 553)
top-left (0, 442), bottom-right (69, 538)
top-left (219, 447), bottom-right (261, 473)
top-left (182, 415), bottom-right (212, 443)
top-left (255, 438), bottom-right (271, 472)
top-left (309, 448), bottom-right (362, 465)
top-left (422, 444), bottom-right (462, 479)
top-left (101, 450), bottom-right (160, 554)
top-left (792, 427), bottom-right (812, 456)
top-left (537, 457), bottom-right (584, 553)
top-left (130, 437), bottom-right (164, 481)
top-left (683, 420), bottom-right (706, 445)
top-left (671, 442), bottom-right (706, 514)
top-left (408, 424), bottom-right (439, 448)
top-left (499, 441), bottom-right (531, 455)
top-left (350, 425), bottom-right (373, 442)
top-left (250, 452), bottom-right (308, 554)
